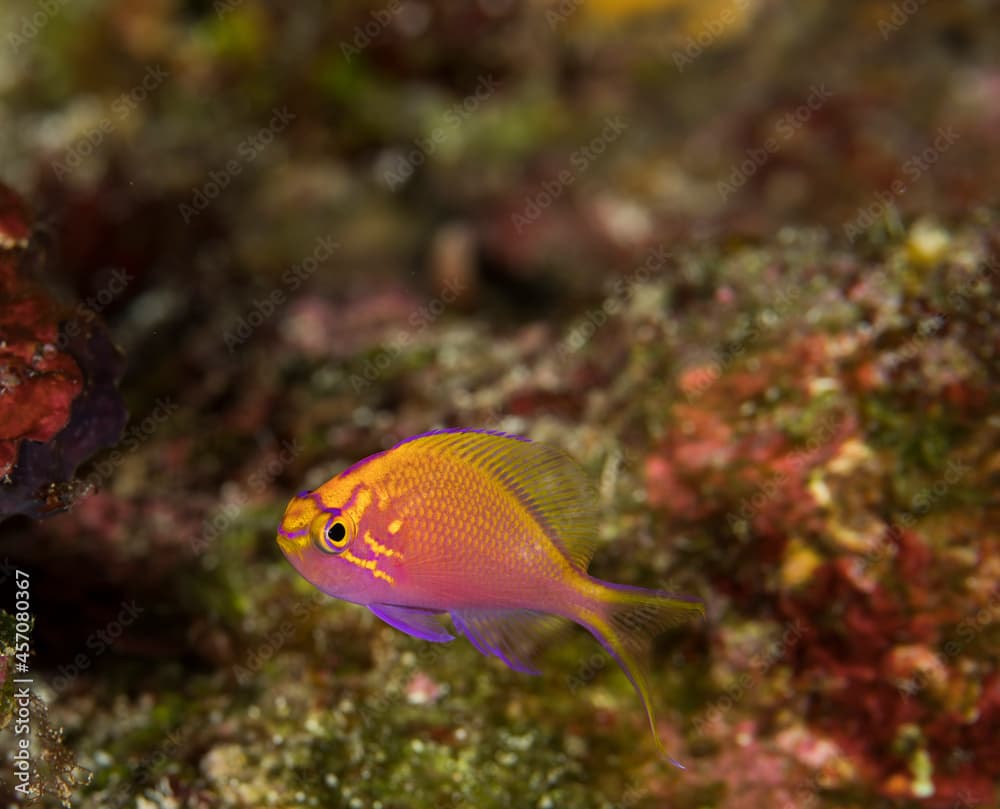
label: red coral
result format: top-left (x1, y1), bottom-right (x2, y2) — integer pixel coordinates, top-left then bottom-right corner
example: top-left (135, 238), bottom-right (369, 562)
top-left (0, 185), bottom-right (83, 476)
top-left (645, 334), bottom-right (852, 530)
top-left (777, 553), bottom-right (1000, 806)
top-left (646, 319), bottom-right (997, 803)
top-left (0, 297), bottom-right (84, 470)
top-left (0, 182), bottom-right (127, 520)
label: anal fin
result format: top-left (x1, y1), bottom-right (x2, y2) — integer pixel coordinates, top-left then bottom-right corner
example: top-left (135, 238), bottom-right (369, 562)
top-left (449, 608), bottom-right (566, 675)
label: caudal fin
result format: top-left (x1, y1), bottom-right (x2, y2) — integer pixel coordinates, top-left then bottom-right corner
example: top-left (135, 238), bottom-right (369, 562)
top-left (575, 578), bottom-right (704, 768)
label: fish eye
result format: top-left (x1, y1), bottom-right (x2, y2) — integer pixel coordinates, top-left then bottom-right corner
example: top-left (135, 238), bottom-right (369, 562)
top-left (315, 514), bottom-right (352, 554)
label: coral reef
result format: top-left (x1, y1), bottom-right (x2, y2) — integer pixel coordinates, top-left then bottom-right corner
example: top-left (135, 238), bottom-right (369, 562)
top-left (0, 184), bottom-right (127, 520)
top-left (0, 1), bottom-right (997, 807)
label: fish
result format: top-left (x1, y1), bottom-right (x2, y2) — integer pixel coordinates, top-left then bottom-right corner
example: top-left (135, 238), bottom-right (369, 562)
top-left (277, 429), bottom-right (703, 764)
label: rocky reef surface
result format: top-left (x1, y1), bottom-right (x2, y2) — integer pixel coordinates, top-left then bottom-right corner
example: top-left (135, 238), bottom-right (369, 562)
top-left (0, 1), bottom-right (997, 807)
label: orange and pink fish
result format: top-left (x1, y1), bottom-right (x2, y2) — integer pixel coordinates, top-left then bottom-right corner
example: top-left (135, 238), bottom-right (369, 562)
top-left (277, 429), bottom-right (703, 765)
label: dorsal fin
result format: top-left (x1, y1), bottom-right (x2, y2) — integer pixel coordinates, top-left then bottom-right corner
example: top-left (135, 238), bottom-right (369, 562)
top-left (396, 429), bottom-right (599, 570)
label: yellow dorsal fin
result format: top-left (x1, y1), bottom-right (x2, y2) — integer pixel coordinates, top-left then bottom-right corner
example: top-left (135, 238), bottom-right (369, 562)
top-left (396, 429), bottom-right (599, 570)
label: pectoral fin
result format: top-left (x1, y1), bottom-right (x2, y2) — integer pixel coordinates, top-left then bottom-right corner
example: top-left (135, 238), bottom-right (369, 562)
top-left (370, 603), bottom-right (455, 642)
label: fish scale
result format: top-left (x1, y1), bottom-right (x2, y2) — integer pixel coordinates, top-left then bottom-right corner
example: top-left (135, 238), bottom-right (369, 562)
top-left (277, 428), bottom-right (704, 766)
top-left (387, 448), bottom-right (562, 595)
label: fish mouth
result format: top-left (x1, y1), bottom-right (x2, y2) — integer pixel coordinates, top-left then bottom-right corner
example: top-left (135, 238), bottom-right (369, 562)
top-left (277, 535), bottom-right (304, 560)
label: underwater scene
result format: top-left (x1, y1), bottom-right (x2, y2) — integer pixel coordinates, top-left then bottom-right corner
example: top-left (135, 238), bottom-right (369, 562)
top-left (0, 1), bottom-right (998, 807)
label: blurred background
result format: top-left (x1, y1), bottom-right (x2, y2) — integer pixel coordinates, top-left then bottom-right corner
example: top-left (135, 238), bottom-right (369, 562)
top-left (0, 0), bottom-right (998, 807)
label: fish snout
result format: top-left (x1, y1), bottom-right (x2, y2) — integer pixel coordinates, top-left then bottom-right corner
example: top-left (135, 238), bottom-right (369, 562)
top-left (277, 532), bottom-right (306, 560)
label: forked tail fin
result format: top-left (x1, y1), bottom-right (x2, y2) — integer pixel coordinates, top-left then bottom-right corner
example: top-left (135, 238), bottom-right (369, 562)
top-left (576, 578), bottom-right (704, 768)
